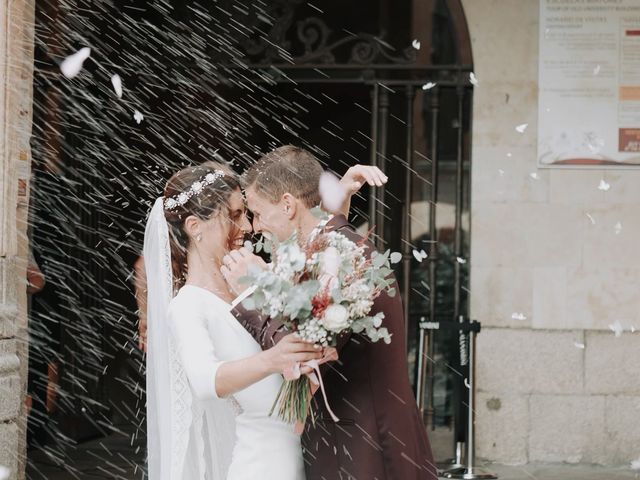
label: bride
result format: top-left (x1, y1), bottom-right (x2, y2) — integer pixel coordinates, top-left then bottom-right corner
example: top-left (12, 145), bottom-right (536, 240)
top-left (144, 160), bottom-right (380, 479)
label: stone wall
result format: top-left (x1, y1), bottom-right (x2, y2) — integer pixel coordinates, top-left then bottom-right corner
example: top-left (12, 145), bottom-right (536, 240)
top-left (462, 0), bottom-right (640, 465)
top-left (0, 1), bottom-right (36, 479)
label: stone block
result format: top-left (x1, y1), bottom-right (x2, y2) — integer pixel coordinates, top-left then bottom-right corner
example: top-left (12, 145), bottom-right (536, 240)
top-left (529, 394), bottom-right (607, 464)
top-left (476, 391), bottom-right (528, 464)
top-left (548, 169), bottom-right (606, 206)
top-left (582, 204), bottom-right (640, 268)
top-left (585, 331), bottom-right (640, 395)
top-left (532, 267), bottom-right (568, 329)
top-left (477, 328), bottom-right (583, 395)
top-left (566, 267), bottom-right (640, 331)
top-left (602, 395), bottom-right (640, 463)
top-left (471, 203), bottom-right (584, 268)
top-left (470, 267), bottom-right (532, 328)
top-left (471, 146), bottom-right (549, 205)
top-left (0, 422), bottom-right (18, 480)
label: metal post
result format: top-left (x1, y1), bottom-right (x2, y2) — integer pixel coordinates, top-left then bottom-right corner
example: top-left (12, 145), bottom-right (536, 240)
top-left (375, 87), bottom-right (389, 251)
top-left (368, 83), bottom-right (379, 242)
top-left (443, 322), bottom-right (498, 480)
top-left (402, 85), bottom-right (415, 349)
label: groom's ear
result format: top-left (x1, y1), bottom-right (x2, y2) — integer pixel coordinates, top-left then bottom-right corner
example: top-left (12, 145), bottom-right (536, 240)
top-left (281, 193), bottom-right (296, 220)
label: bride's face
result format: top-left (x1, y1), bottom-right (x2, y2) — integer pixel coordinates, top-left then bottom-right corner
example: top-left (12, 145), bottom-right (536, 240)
top-left (195, 188), bottom-right (251, 261)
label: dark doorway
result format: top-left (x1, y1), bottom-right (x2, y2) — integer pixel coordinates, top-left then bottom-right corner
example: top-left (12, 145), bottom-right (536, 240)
top-left (27, 1), bottom-right (473, 477)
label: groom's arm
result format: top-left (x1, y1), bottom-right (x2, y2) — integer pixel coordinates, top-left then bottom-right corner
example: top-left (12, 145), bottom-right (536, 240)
top-left (231, 304), bottom-right (289, 349)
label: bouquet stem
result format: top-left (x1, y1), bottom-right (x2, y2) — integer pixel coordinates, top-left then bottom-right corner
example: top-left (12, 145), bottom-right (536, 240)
top-left (270, 376), bottom-right (312, 425)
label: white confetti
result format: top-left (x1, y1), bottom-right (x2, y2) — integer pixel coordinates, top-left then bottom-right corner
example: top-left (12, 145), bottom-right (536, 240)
top-left (630, 458), bottom-right (640, 470)
top-left (412, 39), bottom-right (421, 50)
top-left (422, 82), bottom-right (436, 90)
top-left (60, 47), bottom-right (91, 79)
top-left (469, 72), bottom-right (478, 85)
top-left (609, 320), bottom-right (623, 337)
top-left (593, 64), bottom-right (601, 75)
top-left (506, 152), bottom-right (512, 158)
top-left (412, 249), bottom-right (428, 262)
top-left (0, 466), bottom-right (9, 480)
top-left (511, 312), bottom-right (527, 321)
top-left (111, 74), bottom-right (123, 98)
top-left (530, 172), bottom-right (540, 180)
top-left (318, 171), bottom-right (347, 213)
top-left (574, 342), bottom-right (585, 349)
top-left (390, 252), bottom-right (402, 264)
top-left (456, 256), bottom-right (467, 264)
top-left (631, 326), bottom-right (636, 333)
top-left (498, 169), bottom-right (505, 176)
top-left (464, 378), bottom-right (470, 389)
top-left (515, 123), bottom-right (528, 133)
top-left (586, 213), bottom-right (596, 225)
top-left (614, 222), bottom-right (622, 235)
top-left (133, 110), bottom-right (144, 124)
top-left (597, 179), bottom-right (610, 191)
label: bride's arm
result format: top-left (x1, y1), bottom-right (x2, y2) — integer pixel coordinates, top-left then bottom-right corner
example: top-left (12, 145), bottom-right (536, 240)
top-left (334, 165), bottom-right (387, 218)
top-left (169, 304), bottom-right (320, 400)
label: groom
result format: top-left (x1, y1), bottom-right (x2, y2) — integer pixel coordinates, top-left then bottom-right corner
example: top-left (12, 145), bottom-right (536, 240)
top-left (223, 145), bottom-right (438, 480)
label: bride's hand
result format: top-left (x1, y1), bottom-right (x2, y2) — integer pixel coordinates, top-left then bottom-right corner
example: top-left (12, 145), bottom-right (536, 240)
top-left (336, 165), bottom-right (388, 217)
top-left (264, 334), bottom-right (323, 375)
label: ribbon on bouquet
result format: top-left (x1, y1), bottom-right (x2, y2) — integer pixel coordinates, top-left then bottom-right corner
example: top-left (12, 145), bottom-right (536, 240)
top-left (283, 347), bottom-right (340, 435)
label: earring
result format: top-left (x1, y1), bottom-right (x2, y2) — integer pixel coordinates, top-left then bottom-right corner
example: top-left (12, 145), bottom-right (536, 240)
top-left (196, 233), bottom-right (202, 242)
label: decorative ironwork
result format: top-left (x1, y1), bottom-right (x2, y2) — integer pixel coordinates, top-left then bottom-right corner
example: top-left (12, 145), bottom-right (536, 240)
top-left (241, 0), bottom-right (417, 66)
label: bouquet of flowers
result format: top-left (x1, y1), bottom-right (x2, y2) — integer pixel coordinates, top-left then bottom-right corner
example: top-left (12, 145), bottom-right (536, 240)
top-left (241, 219), bottom-right (400, 426)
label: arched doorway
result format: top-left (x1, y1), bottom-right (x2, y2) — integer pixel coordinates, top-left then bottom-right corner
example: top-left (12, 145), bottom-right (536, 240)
top-left (28, 0), bottom-right (473, 475)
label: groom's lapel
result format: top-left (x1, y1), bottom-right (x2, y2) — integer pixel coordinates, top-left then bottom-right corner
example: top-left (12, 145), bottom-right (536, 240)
top-left (325, 214), bottom-right (351, 232)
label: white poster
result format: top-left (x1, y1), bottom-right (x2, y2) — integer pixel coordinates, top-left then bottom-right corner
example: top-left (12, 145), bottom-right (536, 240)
top-left (538, 0), bottom-right (640, 167)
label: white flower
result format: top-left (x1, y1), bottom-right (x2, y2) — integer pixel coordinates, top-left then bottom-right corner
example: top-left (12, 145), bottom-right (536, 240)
top-left (177, 192), bottom-right (189, 205)
top-left (321, 246), bottom-right (340, 278)
top-left (322, 304), bottom-right (349, 332)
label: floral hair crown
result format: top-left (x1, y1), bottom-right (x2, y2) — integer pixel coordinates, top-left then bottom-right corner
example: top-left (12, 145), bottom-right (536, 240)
top-left (163, 169), bottom-right (225, 211)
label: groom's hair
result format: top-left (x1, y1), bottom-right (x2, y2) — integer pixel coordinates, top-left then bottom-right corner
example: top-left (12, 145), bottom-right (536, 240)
top-left (242, 145), bottom-right (323, 208)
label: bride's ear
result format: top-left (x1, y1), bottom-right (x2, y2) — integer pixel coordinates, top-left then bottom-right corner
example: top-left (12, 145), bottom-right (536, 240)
top-left (183, 215), bottom-right (201, 240)
top-left (281, 193), bottom-right (296, 220)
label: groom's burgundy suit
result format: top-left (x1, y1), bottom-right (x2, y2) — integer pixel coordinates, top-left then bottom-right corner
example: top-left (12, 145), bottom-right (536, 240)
top-left (232, 215), bottom-right (437, 480)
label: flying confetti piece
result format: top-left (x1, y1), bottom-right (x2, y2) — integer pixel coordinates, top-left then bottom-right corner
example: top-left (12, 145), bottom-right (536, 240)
top-left (593, 64), bottom-right (601, 75)
top-left (597, 179), bottom-right (610, 191)
top-left (464, 378), bottom-right (470, 389)
top-left (609, 320), bottom-right (623, 337)
top-left (412, 39), bottom-right (421, 50)
top-left (133, 110), bottom-right (144, 124)
top-left (469, 72), bottom-right (478, 85)
top-left (515, 123), bottom-right (528, 133)
top-left (412, 249), bottom-right (428, 262)
top-left (111, 74), bottom-right (123, 98)
top-left (574, 342), bottom-right (585, 349)
top-left (498, 169), bottom-right (505, 176)
top-left (530, 172), bottom-right (540, 180)
top-left (586, 213), bottom-right (596, 225)
top-left (60, 47), bottom-right (91, 78)
top-left (456, 257), bottom-right (467, 264)
top-left (630, 458), bottom-right (640, 470)
top-left (390, 252), bottom-right (402, 264)
top-left (631, 326), bottom-right (636, 333)
top-left (506, 152), bottom-right (512, 157)
top-left (511, 312), bottom-right (527, 321)
top-left (422, 82), bottom-right (436, 90)
top-left (318, 171), bottom-right (347, 213)
top-left (0, 466), bottom-right (9, 480)
top-left (614, 222), bottom-right (622, 235)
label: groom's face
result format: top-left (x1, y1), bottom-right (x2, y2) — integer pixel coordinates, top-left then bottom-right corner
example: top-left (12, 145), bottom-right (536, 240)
top-left (245, 186), bottom-right (295, 242)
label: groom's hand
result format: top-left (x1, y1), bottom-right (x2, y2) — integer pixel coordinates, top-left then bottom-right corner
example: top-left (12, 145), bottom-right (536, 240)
top-left (221, 247), bottom-right (267, 294)
top-left (336, 165), bottom-right (388, 217)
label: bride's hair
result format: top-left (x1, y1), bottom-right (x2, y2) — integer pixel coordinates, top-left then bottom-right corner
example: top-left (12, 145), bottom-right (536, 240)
top-left (164, 161), bottom-right (240, 291)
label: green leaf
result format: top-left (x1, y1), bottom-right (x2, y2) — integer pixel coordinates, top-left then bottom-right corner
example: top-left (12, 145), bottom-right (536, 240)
top-left (241, 297), bottom-right (256, 310)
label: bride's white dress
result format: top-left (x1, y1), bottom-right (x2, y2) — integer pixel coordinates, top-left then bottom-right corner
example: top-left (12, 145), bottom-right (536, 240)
top-left (167, 284), bottom-right (304, 480)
